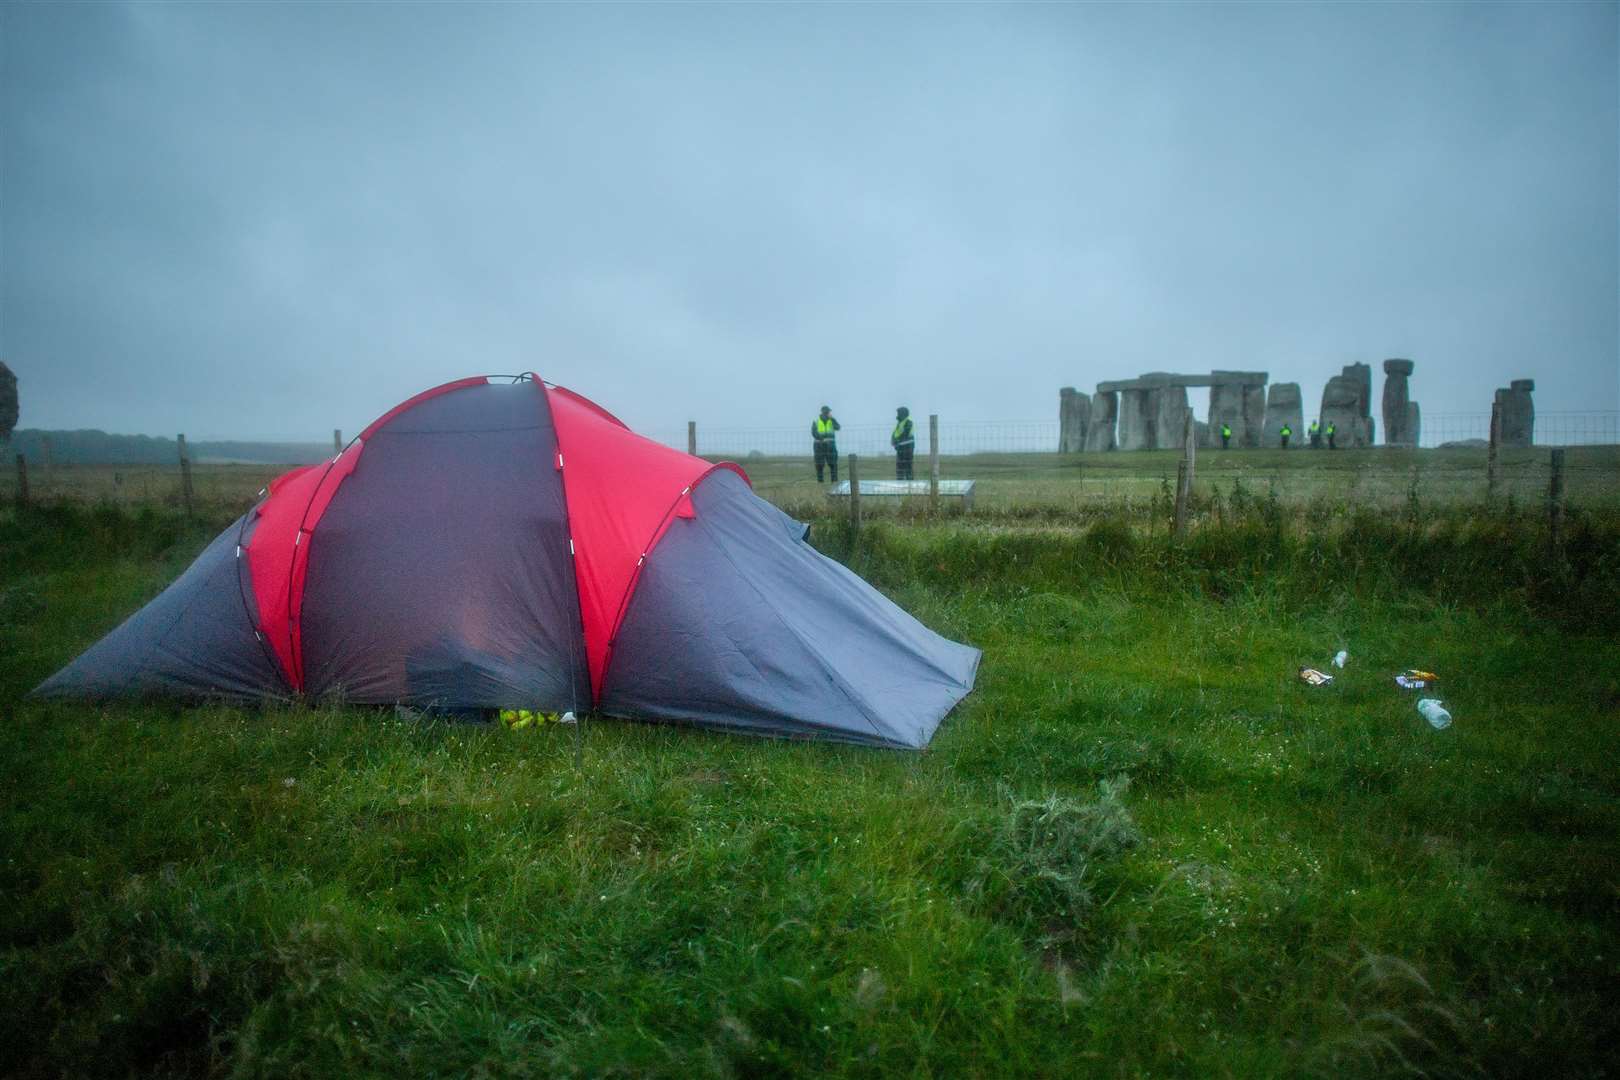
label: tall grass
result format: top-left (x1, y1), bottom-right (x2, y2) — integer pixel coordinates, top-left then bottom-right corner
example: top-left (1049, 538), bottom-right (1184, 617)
top-left (2, 501), bottom-right (1617, 1077)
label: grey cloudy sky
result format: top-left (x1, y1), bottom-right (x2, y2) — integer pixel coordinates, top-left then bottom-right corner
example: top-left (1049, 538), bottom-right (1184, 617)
top-left (3, 1), bottom-right (1616, 442)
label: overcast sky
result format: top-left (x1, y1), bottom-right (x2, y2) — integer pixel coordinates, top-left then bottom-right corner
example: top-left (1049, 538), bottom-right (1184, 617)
top-left (3, 1), bottom-right (1616, 442)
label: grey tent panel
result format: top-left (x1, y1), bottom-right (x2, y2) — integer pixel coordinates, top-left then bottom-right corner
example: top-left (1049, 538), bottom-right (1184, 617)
top-left (299, 381), bottom-right (590, 709)
top-left (601, 470), bottom-right (979, 748)
top-left (32, 515), bottom-right (287, 701)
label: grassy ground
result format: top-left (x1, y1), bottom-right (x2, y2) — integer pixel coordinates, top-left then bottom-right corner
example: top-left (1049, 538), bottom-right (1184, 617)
top-left (2, 501), bottom-right (1618, 1077)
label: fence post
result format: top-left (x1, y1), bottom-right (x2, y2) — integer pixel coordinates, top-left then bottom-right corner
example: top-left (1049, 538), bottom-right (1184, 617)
top-left (1548, 448), bottom-right (1565, 553)
top-left (14, 453), bottom-right (27, 507)
top-left (1486, 400), bottom-right (1500, 500)
top-left (928, 414), bottom-right (939, 514)
top-left (1183, 407), bottom-right (1196, 488)
top-left (1173, 409), bottom-right (1194, 538)
top-left (848, 453), bottom-right (861, 531)
top-left (688, 421), bottom-right (697, 457)
top-left (177, 433), bottom-right (194, 518)
top-left (333, 429), bottom-right (343, 455)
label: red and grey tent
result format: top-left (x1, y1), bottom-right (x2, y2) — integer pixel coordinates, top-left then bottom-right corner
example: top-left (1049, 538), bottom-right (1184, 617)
top-left (35, 376), bottom-right (979, 748)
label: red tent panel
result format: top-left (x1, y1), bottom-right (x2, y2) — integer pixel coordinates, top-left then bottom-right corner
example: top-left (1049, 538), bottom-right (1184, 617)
top-left (544, 384), bottom-right (747, 700)
top-left (247, 446), bottom-right (364, 690)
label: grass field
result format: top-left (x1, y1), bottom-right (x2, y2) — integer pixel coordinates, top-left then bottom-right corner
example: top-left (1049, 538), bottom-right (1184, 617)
top-left (3, 484), bottom-right (1618, 1076)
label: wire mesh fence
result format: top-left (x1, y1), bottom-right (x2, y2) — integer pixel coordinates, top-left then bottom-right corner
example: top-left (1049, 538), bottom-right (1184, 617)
top-left (2, 415), bottom-right (1616, 517)
top-left (651, 412), bottom-right (1618, 457)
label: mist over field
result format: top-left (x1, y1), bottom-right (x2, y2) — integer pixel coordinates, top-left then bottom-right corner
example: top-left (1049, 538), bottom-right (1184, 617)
top-left (2, 2), bottom-right (1616, 441)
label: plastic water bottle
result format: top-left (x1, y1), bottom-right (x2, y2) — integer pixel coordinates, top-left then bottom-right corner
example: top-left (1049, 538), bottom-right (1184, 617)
top-left (1417, 699), bottom-right (1451, 730)
top-left (1332, 650), bottom-right (1348, 669)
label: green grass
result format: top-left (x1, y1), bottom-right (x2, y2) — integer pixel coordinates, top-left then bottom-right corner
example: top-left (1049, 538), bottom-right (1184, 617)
top-left (2, 501), bottom-right (1618, 1077)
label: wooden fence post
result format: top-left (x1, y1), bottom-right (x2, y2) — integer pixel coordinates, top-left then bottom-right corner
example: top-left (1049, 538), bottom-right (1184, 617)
top-left (928, 414), bottom-right (940, 514)
top-left (333, 429), bottom-right (343, 455)
top-left (1548, 448), bottom-right (1565, 553)
top-left (1173, 409), bottom-right (1195, 538)
top-left (1183, 407), bottom-right (1196, 488)
top-left (688, 421), bottom-right (697, 457)
top-left (177, 433), bottom-right (194, 518)
top-left (1486, 400), bottom-right (1500, 500)
top-left (848, 454), bottom-right (861, 531)
top-left (14, 453), bottom-right (27, 507)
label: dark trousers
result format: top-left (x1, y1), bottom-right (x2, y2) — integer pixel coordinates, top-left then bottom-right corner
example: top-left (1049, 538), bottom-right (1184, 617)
top-left (814, 441), bottom-right (838, 482)
top-left (895, 444), bottom-right (914, 480)
top-left (1221, 434), bottom-right (1230, 449)
top-left (1281, 434), bottom-right (1290, 449)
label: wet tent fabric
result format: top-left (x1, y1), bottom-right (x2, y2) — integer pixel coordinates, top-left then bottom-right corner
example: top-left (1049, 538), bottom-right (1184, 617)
top-left (602, 469), bottom-right (980, 749)
top-left (543, 383), bottom-right (746, 699)
top-left (299, 381), bottom-right (589, 708)
top-left (34, 374), bottom-right (980, 748)
top-left (31, 515), bottom-right (287, 701)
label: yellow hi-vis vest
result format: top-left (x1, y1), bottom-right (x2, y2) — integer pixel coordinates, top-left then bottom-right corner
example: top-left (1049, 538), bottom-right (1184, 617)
top-left (893, 419), bottom-right (915, 446)
top-left (814, 418), bottom-right (836, 441)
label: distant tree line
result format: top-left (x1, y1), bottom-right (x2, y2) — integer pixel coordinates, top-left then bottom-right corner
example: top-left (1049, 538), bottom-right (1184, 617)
top-left (7, 429), bottom-right (330, 466)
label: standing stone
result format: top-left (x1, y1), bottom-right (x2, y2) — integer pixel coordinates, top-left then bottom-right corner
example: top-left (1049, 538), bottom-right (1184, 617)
top-left (1240, 383), bottom-right (1267, 448)
top-left (1495, 379), bottom-right (1535, 447)
top-left (1381, 358), bottom-right (1416, 447)
top-left (1058, 387), bottom-right (1091, 453)
top-left (1206, 372), bottom-right (1269, 449)
top-left (1084, 390), bottom-right (1118, 452)
top-left (0, 361), bottom-right (16, 445)
top-left (1262, 382), bottom-right (1304, 448)
top-left (1208, 378), bottom-right (1245, 448)
top-left (1405, 402), bottom-right (1421, 448)
top-left (1152, 385), bottom-right (1189, 450)
top-left (1320, 362), bottom-right (1374, 447)
top-left (1117, 388), bottom-right (1154, 451)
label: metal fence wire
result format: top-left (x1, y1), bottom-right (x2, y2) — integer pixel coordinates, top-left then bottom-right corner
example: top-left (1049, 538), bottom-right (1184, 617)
top-left (3, 413), bottom-right (1616, 514)
top-left (653, 412), bottom-right (1619, 458)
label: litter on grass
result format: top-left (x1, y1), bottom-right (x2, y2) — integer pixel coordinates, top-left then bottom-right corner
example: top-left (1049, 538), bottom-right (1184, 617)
top-left (1333, 650), bottom-right (1349, 669)
top-left (1299, 667), bottom-right (1335, 686)
top-left (1395, 669), bottom-right (1439, 690)
top-left (1417, 698), bottom-right (1452, 729)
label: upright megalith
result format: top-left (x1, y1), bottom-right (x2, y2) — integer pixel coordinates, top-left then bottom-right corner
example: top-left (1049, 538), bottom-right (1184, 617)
top-left (0, 361), bottom-right (16, 445)
top-left (1262, 382), bottom-right (1303, 448)
top-left (1204, 371), bottom-right (1269, 449)
top-left (1405, 401), bottom-right (1421, 448)
top-left (1058, 387), bottom-right (1091, 453)
top-left (1117, 388), bottom-right (1154, 451)
top-left (1208, 377), bottom-right (1247, 448)
top-left (1241, 383), bottom-right (1267, 448)
top-left (1084, 391), bottom-right (1118, 452)
top-left (1152, 384), bottom-right (1189, 449)
top-left (1320, 362), bottom-right (1374, 447)
top-left (1381, 359), bottom-right (1418, 447)
top-left (1494, 379), bottom-right (1535, 447)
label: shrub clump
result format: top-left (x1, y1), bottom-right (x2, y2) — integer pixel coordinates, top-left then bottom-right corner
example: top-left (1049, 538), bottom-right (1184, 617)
top-left (987, 777), bottom-right (1142, 947)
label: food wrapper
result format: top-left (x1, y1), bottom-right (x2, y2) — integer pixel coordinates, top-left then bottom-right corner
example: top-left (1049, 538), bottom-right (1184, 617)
top-left (1299, 667), bottom-right (1334, 686)
top-left (1395, 669), bottom-right (1438, 690)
